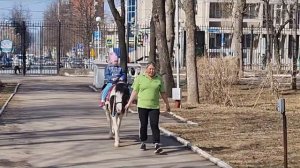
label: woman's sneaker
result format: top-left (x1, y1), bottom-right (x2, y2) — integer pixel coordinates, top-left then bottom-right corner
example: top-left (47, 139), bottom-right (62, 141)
top-left (154, 143), bottom-right (163, 154)
top-left (140, 142), bottom-right (146, 151)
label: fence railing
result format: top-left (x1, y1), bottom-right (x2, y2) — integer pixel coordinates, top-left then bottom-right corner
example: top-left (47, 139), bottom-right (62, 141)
top-left (1, 21), bottom-right (300, 74)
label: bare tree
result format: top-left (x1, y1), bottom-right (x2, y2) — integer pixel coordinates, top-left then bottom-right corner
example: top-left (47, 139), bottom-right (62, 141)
top-left (153, 0), bottom-right (175, 96)
top-left (262, 0), bottom-right (297, 90)
top-left (231, 0), bottom-right (246, 78)
top-left (272, 1), bottom-right (292, 73)
top-left (43, 2), bottom-right (61, 57)
top-left (149, 9), bottom-right (157, 64)
top-left (182, 0), bottom-right (199, 104)
top-left (9, 3), bottom-right (31, 54)
top-left (291, 0), bottom-right (298, 89)
top-left (107, 0), bottom-right (128, 80)
top-left (71, 0), bottom-right (96, 58)
top-left (43, 0), bottom-right (96, 58)
top-left (166, 0), bottom-right (175, 62)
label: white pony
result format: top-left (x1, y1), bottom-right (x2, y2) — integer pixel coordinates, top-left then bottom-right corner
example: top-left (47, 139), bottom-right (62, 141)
top-left (103, 82), bottom-right (130, 147)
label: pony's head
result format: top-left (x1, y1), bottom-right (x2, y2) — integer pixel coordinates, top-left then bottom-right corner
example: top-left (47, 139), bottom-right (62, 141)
top-left (110, 83), bottom-right (130, 114)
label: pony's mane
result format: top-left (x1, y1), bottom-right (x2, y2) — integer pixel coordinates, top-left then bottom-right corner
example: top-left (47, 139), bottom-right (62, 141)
top-left (115, 83), bottom-right (130, 96)
top-left (111, 83), bottom-right (130, 112)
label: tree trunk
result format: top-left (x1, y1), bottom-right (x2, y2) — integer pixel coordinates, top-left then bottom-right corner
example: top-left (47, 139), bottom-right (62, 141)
top-left (182, 0), bottom-right (199, 104)
top-left (117, 24), bottom-right (128, 76)
top-left (107, 0), bottom-right (128, 81)
top-left (149, 13), bottom-right (156, 64)
top-left (166, 0), bottom-right (175, 63)
top-left (292, 0), bottom-right (298, 90)
top-left (232, 0), bottom-right (246, 78)
top-left (264, 0), bottom-right (274, 89)
top-left (274, 36), bottom-right (281, 73)
top-left (273, 3), bottom-right (291, 74)
top-left (153, 0), bottom-right (175, 97)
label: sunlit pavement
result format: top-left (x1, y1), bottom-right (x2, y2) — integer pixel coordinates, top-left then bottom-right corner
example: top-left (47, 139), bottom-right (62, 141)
top-left (0, 75), bottom-right (219, 168)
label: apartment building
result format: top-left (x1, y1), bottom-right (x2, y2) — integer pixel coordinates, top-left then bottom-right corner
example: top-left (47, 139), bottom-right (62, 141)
top-left (134, 0), bottom-right (300, 69)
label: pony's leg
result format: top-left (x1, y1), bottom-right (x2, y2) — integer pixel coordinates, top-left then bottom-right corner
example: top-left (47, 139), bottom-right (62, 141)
top-left (112, 116), bottom-right (120, 147)
top-left (117, 114), bottom-right (123, 132)
top-left (105, 110), bottom-right (113, 139)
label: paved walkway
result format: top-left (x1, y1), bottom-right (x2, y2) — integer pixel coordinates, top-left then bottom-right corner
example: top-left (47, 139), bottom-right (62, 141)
top-left (0, 75), bottom-right (219, 168)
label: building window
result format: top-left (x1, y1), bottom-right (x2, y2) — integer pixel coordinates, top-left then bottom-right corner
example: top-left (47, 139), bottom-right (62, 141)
top-left (244, 3), bottom-right (259, 19)
top-left (209, 22), bottom-right (221, 27)
top-left (127, 0), bottom-right (136, 23)
top-left (209, 2), bottom-right (232, 18)
top-left (209, 34), bottom-right (218, 49)
top-left (263, 4), bottom-right (275, 28)
top-left (223, 33), bottom-right (232, 48)
top-left (242, 34), bottom-right (251, 48)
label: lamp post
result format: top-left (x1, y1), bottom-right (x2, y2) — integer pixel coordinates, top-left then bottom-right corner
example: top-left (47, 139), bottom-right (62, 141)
top-left (172, 0), bottom-right (181, 108)
top-left (96, 16), bottom-right (101, 61)
top-left (93, 16), bottom-right (107, 89)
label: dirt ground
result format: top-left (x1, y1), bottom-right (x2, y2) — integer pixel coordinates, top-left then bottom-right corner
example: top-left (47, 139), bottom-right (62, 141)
top-left (162, 76), bottom-right (300, 168)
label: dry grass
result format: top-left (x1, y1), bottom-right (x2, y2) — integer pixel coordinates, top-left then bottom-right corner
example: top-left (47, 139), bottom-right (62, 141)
top-left (160, 58), bottom-right (300, 167)
top-left (162, 77), bottom-right (300, 167)
top-left (0, 83), bottom-right (16, 108)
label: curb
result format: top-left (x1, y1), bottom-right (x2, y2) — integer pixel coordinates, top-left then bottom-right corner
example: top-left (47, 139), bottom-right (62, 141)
top-left (89, 84), bottom-right (230, 167)
top-left (168, 111), bottom-right (199, 125)
top-left (0, 83), bottom-right (21, 116)
top-left (89, 85), bottom-right (98, 92)
top-left (159, 127), bottom-right (232, 168)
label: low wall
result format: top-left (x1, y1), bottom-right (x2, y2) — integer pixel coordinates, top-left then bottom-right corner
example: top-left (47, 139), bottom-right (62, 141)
top-left (59, 68), bottom-right (93, 76)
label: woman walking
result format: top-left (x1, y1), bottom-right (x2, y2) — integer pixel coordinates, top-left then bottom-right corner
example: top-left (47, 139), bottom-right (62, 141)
top-left (125, 62), bottom-right (170, 153)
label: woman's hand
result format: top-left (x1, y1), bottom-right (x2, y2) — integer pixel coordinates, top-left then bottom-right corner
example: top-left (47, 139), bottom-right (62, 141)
top-left (125, 103), bottom-right (130, 111)
top-left (160, 92), bottom-right (170, 112)
top-left (166, 104), bottom-right (171, 112)
top-left (124, 103), bottom-right (131, 116)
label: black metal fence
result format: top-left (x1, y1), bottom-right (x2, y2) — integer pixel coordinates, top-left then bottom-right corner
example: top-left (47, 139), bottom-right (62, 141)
top-left (1, 21), bottom-right (299, 75)
top-left (0, 21), bottom-right (152, 75)
top-left (195, 26), bottom-right (300, 71)
top-left (0, 21), bottom-right (101, 75)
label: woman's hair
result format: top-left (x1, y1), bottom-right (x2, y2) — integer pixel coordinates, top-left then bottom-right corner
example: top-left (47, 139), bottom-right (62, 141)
top-left (146, 62), bottom-right (156, 68)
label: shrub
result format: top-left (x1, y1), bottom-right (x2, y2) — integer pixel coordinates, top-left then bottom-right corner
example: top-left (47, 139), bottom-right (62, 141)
top-left (197, 57), bottom-right (239, 106)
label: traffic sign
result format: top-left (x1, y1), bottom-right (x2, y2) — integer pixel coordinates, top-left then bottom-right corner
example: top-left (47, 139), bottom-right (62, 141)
top-left (106, 38), bottom-right (113, 48)
top-left (76, 43), bottom-right (84, 52)
top-left (94, 31), bottom-right (101, 40)
top-left (0, 39), bottom-right (13, 53)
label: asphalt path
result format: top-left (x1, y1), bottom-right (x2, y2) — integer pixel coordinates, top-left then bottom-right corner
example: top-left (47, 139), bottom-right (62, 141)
top-left (0, 75), bottom-right (219, 168)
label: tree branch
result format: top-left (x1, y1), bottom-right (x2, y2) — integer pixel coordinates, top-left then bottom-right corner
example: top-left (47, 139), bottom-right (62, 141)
top-left (107, 0), bottom-right (121, 21)
top-left (276, 19), bottom-right (292, 37)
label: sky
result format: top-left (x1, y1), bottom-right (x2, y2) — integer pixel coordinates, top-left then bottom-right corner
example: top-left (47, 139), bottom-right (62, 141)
top-left (0, 0), bottom-right (55, 21)
top-left (0, 0), bottom-right (112, 21)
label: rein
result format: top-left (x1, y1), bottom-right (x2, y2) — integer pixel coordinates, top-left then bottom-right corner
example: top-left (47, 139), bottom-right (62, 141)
top-left (111, 95), bottom-right (123, 117)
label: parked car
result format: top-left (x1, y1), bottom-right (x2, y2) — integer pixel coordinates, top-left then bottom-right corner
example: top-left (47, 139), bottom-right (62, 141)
top-left (0, 59), bottom-right (12, 69)
top-left (69, 58), bottom-right (84, 68)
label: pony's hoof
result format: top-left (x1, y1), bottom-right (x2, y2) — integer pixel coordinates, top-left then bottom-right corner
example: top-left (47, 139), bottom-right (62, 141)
top-left (114, 143), bottom-right (120, 147)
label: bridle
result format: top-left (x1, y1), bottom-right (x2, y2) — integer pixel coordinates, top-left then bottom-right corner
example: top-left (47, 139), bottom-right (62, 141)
top-left (109, 82), bottom-right (129, 116)
top-left (111, 92), bottom-right (124, 117)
